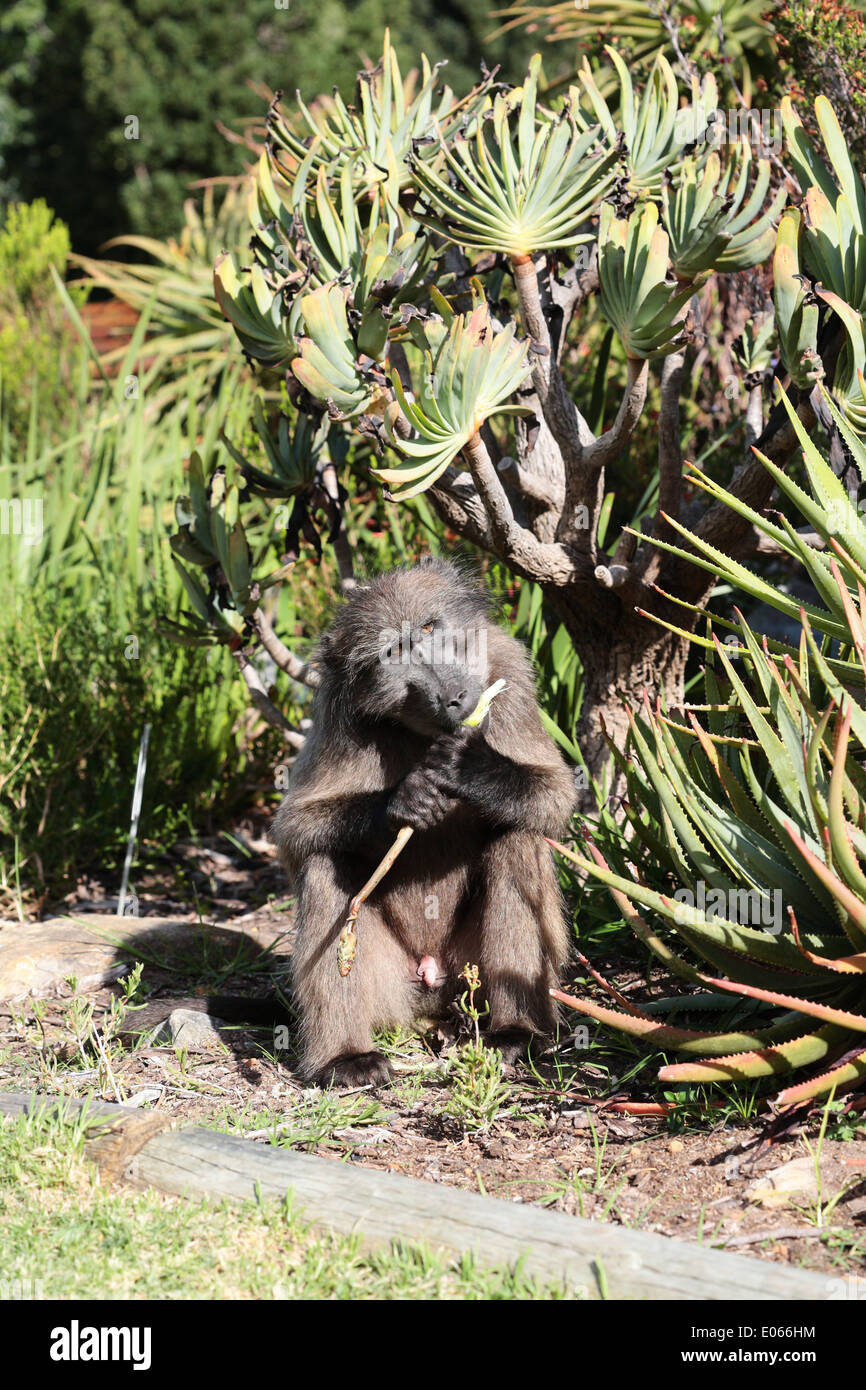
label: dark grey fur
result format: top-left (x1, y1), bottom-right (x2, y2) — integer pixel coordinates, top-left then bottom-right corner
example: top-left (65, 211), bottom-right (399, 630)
top-left (272, 558), bottom-right (575, 1085)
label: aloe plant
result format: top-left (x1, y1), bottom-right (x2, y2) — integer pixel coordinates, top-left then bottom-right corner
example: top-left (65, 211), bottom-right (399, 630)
top-left (374, 296), bottom-right (532, 499)
top-left (597, 202), bottom-right (697, 359)
top-left (775, 96), bottom-right (866, 431)
top-left (574, 48), bottom-right (719, 195)
top-left (410, 54), bottom-right (615, 261)
top-left (550, 389), bottom-right (866, 1102)
top-left (172, 34), bottom-right (847, 799)
top-left (265, 27), bottom-right (491, 198)
top-left (661, 146), bottom-right (786, 281)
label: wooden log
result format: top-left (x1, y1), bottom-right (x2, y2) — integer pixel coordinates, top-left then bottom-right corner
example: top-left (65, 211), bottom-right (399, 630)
top-left (0, 1091), bottom-right (846, 1300)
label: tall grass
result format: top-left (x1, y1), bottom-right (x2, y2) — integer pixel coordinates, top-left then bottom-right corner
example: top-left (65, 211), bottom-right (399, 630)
top-left (0, 319), bottom-right (281, 913)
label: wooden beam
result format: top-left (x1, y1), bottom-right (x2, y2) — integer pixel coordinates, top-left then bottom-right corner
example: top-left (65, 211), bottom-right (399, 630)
top-left (0, 1091), bottom-right (846, 1300)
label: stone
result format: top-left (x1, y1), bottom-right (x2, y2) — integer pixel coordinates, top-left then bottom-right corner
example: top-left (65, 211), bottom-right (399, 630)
top-left (747, 1155), bottom-right (820, 1208)
top-left (146, 1009), bottom-right (231, 1052)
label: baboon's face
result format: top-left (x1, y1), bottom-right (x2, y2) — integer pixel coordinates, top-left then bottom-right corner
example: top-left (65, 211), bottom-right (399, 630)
top-left (326, 563), bottom-right (491, 738)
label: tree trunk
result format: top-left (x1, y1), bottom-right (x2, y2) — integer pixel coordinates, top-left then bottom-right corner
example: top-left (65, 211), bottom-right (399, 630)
top-left (549, 592), bottom-right (690, 812)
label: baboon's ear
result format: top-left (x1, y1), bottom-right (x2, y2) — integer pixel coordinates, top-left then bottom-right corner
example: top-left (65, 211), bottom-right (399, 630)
top-left (418, 553), bottom-right (436, 568)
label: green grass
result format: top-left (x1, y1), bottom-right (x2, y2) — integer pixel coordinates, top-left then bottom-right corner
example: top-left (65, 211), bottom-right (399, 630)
top-left (0, 1101), bottom-right (578, 1300)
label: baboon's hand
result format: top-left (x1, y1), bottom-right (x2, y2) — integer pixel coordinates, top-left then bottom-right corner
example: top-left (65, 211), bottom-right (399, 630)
top-left (387, 728), bottom-right (475, 831)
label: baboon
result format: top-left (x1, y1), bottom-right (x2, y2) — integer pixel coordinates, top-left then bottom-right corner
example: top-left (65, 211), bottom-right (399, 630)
top-left (272, 558), bottom-right (576, 1086)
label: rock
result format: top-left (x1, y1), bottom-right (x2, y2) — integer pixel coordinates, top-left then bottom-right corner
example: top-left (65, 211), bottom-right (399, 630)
top-left (146, 1009), bottom-right (231, 1052)
top-left (0, 914), bottom-right (291, 1002)
top-left (124, 1088), bottom-right (164, 1108)
top-left (747, 1155), bottom-right (820, 1208)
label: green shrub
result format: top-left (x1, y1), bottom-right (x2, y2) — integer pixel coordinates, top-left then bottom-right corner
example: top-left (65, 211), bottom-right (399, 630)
top-left (0, 199), bottom-right (86, 446)
top-left (0, 336), bottom-right (294, 909)
top-left (0, 596), bottom-right (256, 906)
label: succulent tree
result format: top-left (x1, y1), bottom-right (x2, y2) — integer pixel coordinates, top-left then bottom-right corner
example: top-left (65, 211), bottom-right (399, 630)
top-left (168, 32), bottom-right (864, 795)
top-left (549, 390), bottom-right (866, 1102)
top-left (492, 0), bottom-right (777, 97)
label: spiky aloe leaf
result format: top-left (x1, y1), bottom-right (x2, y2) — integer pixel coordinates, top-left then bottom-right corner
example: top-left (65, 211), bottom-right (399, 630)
top-left (551, 989), bottom-right (810, 1055)
top-left (373, 299), bottom-right (532, 499)
top-left (658, 1025), bottom-right (849, 1083)
top-left (411, 54), bottom-right (616, 259)
top-left (776, 1049), bottom-right (866, 1103)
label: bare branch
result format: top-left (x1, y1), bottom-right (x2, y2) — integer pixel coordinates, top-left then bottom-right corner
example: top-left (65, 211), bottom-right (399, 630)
top-left (594, 563), bottom-right (631, 590)
top-left (549, 253), bottom-right (599, 360)
top-left (747, 526), bottom-right (825, 556)
top-left (583, 357), bottom-right (649, 472)
top-left (650, 0), bottom-right (698, 83)
top-left (321, 462), bottom-right (357, 592)
top-left (233, 648), bottom-right (306, 750)
top-left (744, 381), bottom-right (764, 451)
top-left (252, 608), bottom-right (320, 689)
top-left (640, 348), bottom-right (686, 591)
top-left (462, 431), bottom-right (518, 549)
top-left (460, 431), bottom-right (581, 585)
top-left (512, 255), bottom-right (593, 463)
top-left (654, 350), bottom-right (684, 531)
top-left (428, 482), bottom-right (493, 550)
top-left (696, 395), bottom-right (817, 551)
top-left (496, 454), bottom-right (564, 508)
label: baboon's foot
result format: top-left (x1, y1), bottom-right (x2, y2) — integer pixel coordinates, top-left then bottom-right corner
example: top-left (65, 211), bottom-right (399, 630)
top-left (485, 1028), bottom-right (537, 1065)
top-left (318, 1050), bottom-right (393, 1087)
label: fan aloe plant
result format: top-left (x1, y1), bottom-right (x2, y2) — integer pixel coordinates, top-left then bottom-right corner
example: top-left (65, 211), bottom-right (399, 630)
top-left (493, 1), bottom-right (776, 98)
top-left (549, 390), bottom-right (866, 1102)
top-left (72, 183), bottom-right (250, 414)
top-left (165, 30), bottom-right (864, 805)
top-left (410, 54), bottom-right (616, 260)
top-left (661, 146), bottom-right (786, 280)
top-left (774, 97), bottom-right (866, 430)
top-left (574, 48), bottom-right (719, 195)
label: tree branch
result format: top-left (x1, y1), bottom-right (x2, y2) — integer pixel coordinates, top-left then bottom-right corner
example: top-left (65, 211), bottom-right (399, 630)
top-left (512, 255), bottom-right (593, 463)
top-left (460, 431), bottom-right (582, 585)
top-left (583, 357), bottom-right (649, 472)
top-left (233, 648), bottom-right (306, 750)
top-left (496, 454), bottom-right (564, 508)
top-left (641, 349), bottom-right (685, 590)
top-left (744, 381), bottom-right (764, 451)
top-left (252, 608), bottom-right (320, 689)
top-left (320, 461), bottom-right (357, 592)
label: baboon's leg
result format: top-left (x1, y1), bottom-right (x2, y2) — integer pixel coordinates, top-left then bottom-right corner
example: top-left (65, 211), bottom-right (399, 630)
top-left (292, 854), bottom-right (415, 1085)
top-left (450, 830), bottom-right (569, 1060)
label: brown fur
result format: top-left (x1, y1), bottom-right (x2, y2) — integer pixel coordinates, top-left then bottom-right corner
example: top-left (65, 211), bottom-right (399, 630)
top-left (272, 559), bottom-right (575, 1085)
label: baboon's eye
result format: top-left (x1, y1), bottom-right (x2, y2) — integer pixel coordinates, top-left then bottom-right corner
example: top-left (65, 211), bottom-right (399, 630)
top-left (421, 621), bottom-right (434, 634)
